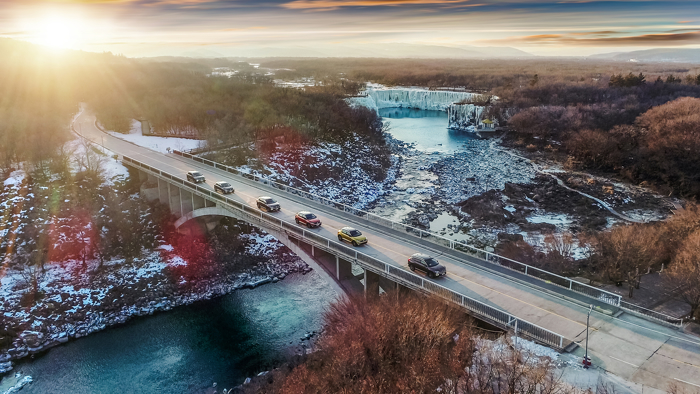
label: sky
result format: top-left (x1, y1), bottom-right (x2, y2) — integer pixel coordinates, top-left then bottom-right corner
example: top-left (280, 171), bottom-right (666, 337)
top-left (1, 0), bottom-right (700, 58)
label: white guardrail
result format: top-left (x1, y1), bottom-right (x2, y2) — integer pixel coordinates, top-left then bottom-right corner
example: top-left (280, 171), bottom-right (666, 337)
top-left (169, 151), bottom-right (684, 328)
top-left (123, 156), bottom-right (568, 350)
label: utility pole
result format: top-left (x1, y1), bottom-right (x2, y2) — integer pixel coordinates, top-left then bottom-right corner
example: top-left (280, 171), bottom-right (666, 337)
top-left (583, 304), bottom-right (593, 368)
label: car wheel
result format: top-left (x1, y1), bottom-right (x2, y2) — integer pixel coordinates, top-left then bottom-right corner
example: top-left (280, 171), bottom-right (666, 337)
top-left (352, 241), bottom-right (358, 247)
top-left (428, 272), bottom-right (436, 279)
top-left (295, 219), bottom-right (300, 224)
top-left (409, 264), bottom-right (415, 272)
top-left (338, 235), bottom-right (343, 242)
top-left (307, 223), bottom-right (313, 228)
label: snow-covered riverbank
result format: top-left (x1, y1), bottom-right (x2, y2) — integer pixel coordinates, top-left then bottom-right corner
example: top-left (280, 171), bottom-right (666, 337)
top-left (0, 227), bottom-right (309, 374)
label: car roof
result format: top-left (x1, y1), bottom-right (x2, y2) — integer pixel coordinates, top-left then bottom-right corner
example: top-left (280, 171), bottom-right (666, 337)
top-left (297, 211), bottom-right (311, 215)
top-left (216, 181), bottom-right (229, 184)
top-left (411, 253), bottom-right (432, 259)
top-left (188, 170), bottom-right (200, 174)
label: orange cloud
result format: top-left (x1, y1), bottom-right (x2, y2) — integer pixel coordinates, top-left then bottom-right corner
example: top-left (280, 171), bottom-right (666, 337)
top-left (484, 30), bottom-right (700, 46)
top-left (281, 0), bottom-right (473, 11)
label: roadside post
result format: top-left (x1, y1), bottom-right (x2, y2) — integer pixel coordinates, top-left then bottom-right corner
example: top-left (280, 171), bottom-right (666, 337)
top-left (583, 304), bottom-right (593, 368)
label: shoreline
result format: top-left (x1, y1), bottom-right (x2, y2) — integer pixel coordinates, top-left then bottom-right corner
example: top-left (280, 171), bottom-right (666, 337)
top-left (0, 246), bottom-right (310, 375)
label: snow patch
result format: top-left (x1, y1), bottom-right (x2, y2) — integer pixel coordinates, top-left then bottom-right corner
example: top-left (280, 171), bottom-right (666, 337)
top-left (107, 120), bottom-right (206, 154)
top-left (3, 171), bottom-right (25, 187)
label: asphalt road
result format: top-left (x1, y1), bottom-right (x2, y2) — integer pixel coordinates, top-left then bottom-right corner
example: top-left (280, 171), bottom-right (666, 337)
top-left (74, 109), bottom-right (700, 392)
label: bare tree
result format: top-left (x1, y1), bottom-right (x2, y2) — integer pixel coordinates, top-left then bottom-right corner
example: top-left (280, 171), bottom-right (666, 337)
top-left (595, 225), bottom-right (661, 298)
top-left (74, 137), bottom-right (105, 178)
top-left (665, 230), bottom-right (700, 320)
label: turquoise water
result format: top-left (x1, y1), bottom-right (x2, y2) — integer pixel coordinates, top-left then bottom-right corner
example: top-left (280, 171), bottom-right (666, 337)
top-left (379, 107), bottom-right (480, 152)
top-left (0, 271), bottom-right (337, 393)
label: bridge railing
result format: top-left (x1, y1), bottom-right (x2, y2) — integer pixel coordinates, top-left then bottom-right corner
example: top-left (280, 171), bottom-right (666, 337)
top-left (123, 156), bottom-right (568, 350)
top-left (170, 150), bottom-right (623, 308)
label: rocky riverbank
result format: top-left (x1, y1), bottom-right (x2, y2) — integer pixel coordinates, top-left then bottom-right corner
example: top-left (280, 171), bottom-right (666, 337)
top-left (379, 132), bottom-right (676, 252)
top-left (0, 231), bottom-right (309, 375)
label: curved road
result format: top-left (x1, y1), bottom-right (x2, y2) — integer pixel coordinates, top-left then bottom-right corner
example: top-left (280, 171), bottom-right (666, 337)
top-left (73, 109), bottom-right (700, 392)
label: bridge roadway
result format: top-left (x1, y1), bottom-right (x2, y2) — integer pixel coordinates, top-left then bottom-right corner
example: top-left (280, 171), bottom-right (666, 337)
top-left (74, 109), bottom-right (700, 392)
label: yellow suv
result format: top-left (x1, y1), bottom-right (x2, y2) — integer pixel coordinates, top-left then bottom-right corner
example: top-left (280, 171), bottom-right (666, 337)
top-left (337, 227), bottom-right (368, 246)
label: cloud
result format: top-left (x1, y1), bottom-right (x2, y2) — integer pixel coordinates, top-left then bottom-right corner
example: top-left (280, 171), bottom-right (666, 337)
top-left (281, 0), bottom-right (473, 11)
top-left (485, 29), bottom-right (700, 46)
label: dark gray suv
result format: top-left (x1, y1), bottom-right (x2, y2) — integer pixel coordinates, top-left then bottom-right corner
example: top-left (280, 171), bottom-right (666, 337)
top-left (408, 253), bottom-right (447, 278)
top-left (186, 171), bottom-right (205, 183)
top-left (257, 196), bottom-right (281, 212)
top-left (214, 181), bottom-right (234, 194)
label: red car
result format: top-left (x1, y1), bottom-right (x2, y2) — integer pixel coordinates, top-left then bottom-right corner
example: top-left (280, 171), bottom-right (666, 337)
top-left (295, 211), bottom-right (322, 228)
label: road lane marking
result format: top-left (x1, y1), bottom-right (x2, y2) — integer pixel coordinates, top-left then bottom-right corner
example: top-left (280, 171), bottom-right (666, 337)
top-left (671, 357), bottom-right (700, 370)
top-left (609, 356), bottom-right (639, 368)
top-left (445, 272), bottom-right (591, 330)
top-left (675, 378), bottom-right (700, 388)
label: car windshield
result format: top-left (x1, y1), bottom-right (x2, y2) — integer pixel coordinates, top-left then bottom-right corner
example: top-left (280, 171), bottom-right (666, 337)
top-left (305, 213), bottom-right (317, 219)
top-left (425, 258), bottom-right (439, 267)
top-left (348, 230), bottom-right (362, 237)
top-left (192, 172), bottom-right (202, 176)
top-left (220, 183), bottom-right (231, 187)
top-left (263, 198), bottom-right (276, 204)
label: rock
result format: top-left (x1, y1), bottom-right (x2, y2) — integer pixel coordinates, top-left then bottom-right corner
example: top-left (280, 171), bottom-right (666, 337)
top-left (0, 361), bottom-right (12, 373)
top-left (497, 233), bottom-right (524, 243)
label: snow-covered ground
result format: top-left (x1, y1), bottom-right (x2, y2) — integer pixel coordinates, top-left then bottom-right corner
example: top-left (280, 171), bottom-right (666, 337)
top-left (106, 120), bottom-right (206, 154)
top-left (217, 135), bottom-right (399, 209)
top-left (64, 137), bottom-right (129, 186)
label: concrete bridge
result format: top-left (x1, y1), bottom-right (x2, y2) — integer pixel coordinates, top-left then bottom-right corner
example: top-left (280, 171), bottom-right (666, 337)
top-left (74, 109), bottom-right (700, 392)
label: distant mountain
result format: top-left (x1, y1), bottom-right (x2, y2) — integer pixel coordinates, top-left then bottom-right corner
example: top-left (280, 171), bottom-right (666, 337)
top-left (175, 43), bottom-right (534, 59)
top-left (0, 38), bottom-right (124, 65)
top-left (590, 48), bottom-right (700, 63)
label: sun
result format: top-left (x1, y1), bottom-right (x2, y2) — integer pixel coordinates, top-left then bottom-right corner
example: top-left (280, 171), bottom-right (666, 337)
top-left (30, 14), bottom-right (84, 49)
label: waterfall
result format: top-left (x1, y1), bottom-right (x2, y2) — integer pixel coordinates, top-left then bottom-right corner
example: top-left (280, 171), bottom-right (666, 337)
top-left (349, 88), bottom-right (490, 133)
top-left (447, 104), bottom-right (484, 132)
top-left (351, 89), bottom-right (477, 111)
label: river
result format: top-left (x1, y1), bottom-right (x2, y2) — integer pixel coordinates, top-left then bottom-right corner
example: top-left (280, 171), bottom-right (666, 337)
top-left (1, 106), bottom-right (526, 394)
top-left (0, 271), bottom-right (337, 394)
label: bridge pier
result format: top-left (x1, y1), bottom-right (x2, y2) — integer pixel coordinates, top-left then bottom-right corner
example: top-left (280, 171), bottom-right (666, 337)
top-left (158, 178), bottom-right (169, 205)
top-left (378, 276), bottom-right (398, 294)
top-left (336, 256), bottom-right (353, 281)
top-left (364, 269), bottom-right (381, 297)
top-left (181, 189), bottom-right (194, 215)
top-left (193, 193), bottom-right (206, 210)
top-left (168, 183), bottom-right (182, 217)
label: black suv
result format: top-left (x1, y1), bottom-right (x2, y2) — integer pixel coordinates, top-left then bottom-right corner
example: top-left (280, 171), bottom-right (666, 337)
top-left (214, 181), bottom-right (234, 194)
top-left (257, 196), bottom-right (281, 212)
top-left (186, 171), bottom-right (205, 183)
top-left (408, 253), bottom-right (447, 278)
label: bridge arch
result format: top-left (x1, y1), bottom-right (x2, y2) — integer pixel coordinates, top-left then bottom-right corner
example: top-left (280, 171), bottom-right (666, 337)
top-left (174, 206), bottom-right (238, 229)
